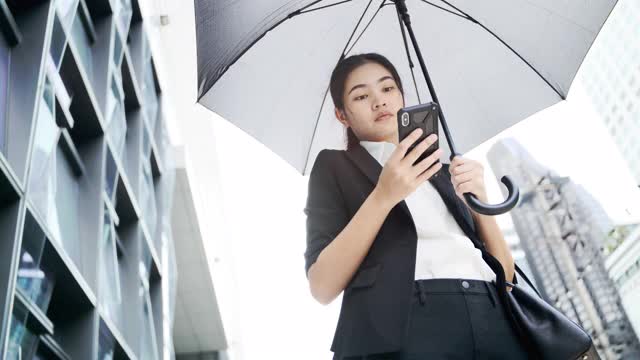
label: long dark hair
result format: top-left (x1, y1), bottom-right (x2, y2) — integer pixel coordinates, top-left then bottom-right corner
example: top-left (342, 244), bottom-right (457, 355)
top-left (329, 53), bottom-right (405, 151)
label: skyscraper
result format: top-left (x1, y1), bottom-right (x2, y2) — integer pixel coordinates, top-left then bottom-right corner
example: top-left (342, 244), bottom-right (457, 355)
top-left (605, 224), bottom-right (640, 339)
top-left (487, 138), bottom-right (640, 359)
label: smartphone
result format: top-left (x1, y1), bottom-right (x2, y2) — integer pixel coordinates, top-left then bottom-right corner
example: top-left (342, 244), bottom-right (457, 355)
top-left (397, 102), bottom-right (440, 166)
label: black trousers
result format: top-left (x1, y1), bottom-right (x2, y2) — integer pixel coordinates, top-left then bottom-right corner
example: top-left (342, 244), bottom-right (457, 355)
top-left (337, 278), bottom-right (529, 359)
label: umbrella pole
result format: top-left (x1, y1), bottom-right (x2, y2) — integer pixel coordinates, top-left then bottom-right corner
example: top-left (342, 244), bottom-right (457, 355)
top-left (394, 0), bottom-right (520, 216)
top-left (394, 0), bottom-right (459, 160)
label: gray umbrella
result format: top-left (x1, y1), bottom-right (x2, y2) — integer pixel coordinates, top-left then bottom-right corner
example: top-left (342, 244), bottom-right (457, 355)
top-left (194, 0), bottom-right (618, 214)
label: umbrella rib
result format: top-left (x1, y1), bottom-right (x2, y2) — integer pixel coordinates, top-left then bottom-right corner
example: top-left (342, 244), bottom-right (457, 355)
top-left (338, 0), bottom-right (376, 60)
top-left (297, 0), bottom-right (355, 15)
top-left (436, 0), bottom-right (566, 100)
top-left (418, 0), bottom-right (468, 21)
top-left (303, 0), bottom-right (376, 173)
top-left (345, 1), bottom-right (387, 55)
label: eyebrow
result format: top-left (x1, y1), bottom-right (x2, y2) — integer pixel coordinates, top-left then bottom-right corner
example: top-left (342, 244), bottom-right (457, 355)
top-left (347, 75), bottom-right (394, 96)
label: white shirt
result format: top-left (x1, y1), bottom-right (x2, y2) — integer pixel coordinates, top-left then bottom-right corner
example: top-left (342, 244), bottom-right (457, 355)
top-left (359, 140), bottom-right (496, 282)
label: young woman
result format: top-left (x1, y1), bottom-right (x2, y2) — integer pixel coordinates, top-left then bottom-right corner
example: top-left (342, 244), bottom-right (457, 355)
top-left (303, 53), bottom-right (528, 359)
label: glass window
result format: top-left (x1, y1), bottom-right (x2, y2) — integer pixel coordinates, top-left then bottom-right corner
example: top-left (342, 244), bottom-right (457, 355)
top-left (16, 213), bottom-right (56, 312)
top-left (0, 33), bottom-right (9, 154)
top-left (142, 63), bottom-right (158, 130)
top-left (55, 141), bottom-right (81, 259)
top-left (105, 149), bottom-right (119, 201)
top-left (7, 301), bottom-right (39, 359)
top-left (140, 130), bottom-right (156, 232)
top-left (70, 5), bottom-right (93, 78)
top-left (141, 34), bottom-right (158, 129)
top-left (99, 205), bottom-right (122, 327)
top-left (98, 320), bottom-right (116, 360)
top-left (28, 76), bottom-right (63, 243)
top-left (105, 72), bottom-right (126, 157)
top-left (49, 15), bottom-right (68, 69)
top-left (55, 0), bottom-right (79, 30)
top-left (112, 30), bottom-right (123, 69)
top-left (139, 286), bottom-right (159, 360)
top-left (141, 160), bottom-right (157, 233)
top-left (112, 0), bottom-right (132, 36)
top-left (28, 55), bottom-right (82, 260)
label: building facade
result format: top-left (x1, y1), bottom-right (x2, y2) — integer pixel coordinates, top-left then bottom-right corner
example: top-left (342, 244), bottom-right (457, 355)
top-left (0, 0), bottom-right (178, 359)
top-left (606, 224), bottom-right (640, 344)
top-left (487, 139), bottom-right (640, 359)
top-left (580, 0), bottom-right (640, 185)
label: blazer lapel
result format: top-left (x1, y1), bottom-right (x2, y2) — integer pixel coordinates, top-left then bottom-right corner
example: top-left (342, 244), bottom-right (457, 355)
top-left (344, 143), bottom-right (477, 240)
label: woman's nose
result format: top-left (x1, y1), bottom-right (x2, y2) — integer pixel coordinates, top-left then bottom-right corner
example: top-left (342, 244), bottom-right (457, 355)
top-left (374, 100), bottom-right (386, 109)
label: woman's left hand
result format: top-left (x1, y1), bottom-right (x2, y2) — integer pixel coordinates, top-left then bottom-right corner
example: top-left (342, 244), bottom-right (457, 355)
top-left (449, 156), bottom-right (489, 208)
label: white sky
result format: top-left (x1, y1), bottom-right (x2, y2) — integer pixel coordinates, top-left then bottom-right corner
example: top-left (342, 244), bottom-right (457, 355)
top-left (204, 77), bottom-right (640, 359)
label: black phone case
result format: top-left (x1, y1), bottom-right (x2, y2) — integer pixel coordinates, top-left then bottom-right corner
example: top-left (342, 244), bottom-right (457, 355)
top-left (397, 102), bottom-right (440, 166)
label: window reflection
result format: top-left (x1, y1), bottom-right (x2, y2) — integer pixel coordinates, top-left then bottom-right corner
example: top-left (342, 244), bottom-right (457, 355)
top-left (28, 75), bottom-right (63, 243)
top-left (55, 143), bottom-right (81, 258)
top-left (7, 301), bottom-right (39, 359)
top-left (105, 29), bottom-right (126, 158)
top-left (50, 15), bottom-right (68, 70)
top-left (17, 213), bottom-right (57, 314)
top-left (111, 0), bottom-right (132, 36)
top-left (106, 75), bottom-right (127, 157)
top-left (142, 63), bottom-right (158, 130)
top-left (140, 130), bottom-right (157, 234)
top-left (141, 34), bottom-right (158, 130)
top-left (55, 0), bottom-right (79, 30)
top-left (99, 205), bottom-right (122, 327)
top-left (137, 240), bottom-right (158, 360)
top-left (70, 5), bottom-right (93, 78)
top-left (105, 149), bottom-right (119, 202)
top-left (28, 55), bottom-right (82, 262)
top-left (98, 320), bottom-right (116, 360)
top-left (139, 285), bottom-right (159, 360)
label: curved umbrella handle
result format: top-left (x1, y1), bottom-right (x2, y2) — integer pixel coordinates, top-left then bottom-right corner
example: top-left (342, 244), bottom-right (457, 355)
top-left (463, 175), bottom-right (520, 216)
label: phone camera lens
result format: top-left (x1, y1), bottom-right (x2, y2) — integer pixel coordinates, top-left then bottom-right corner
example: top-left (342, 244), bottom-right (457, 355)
top-left (401, 113), bottom-right (409, 126)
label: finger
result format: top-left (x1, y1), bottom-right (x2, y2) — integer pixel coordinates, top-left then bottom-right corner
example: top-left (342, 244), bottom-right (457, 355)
top-left (403, 133), bottom-right (438, 167)
top-left (455, 180), bottom-right (477, 196)
top-left (450, 156), bottom-right (466, 167)
top-left (412, 147), bottom-right (443, 176)
top-left (450, 162), bottom-right (474, 176)
top-left (391, 128), bottom-right (423, 162)
top-left (452, 170), bottom-right (476, 186)
top-left (415, 161), bottom-right (443, 184)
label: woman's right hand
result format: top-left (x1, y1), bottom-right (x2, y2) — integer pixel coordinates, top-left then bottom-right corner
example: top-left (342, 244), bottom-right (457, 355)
top-left (374, 128), bottom-right (443, 207)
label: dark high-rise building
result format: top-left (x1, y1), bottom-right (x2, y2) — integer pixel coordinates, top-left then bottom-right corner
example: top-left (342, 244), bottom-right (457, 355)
top-left (0, 0), bottom-right (178, 358)
top-left (487, 138), bottom-right (640, 359)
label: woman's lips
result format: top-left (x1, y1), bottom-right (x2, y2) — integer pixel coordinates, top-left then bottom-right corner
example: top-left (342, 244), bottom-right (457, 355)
top-left (376, 114), bottom-right (393, 121)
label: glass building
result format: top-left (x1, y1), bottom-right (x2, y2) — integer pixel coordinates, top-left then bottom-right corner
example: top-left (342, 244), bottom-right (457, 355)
top-left (0, 0), bottom-right (178, 359)
top-left (580, 0), bottom-right (640, 185)
top-left (487, 138), bottom-right (640, 359)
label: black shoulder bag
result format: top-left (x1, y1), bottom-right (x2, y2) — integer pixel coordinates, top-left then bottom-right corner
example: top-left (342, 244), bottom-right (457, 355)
top-left (479, 247), bottom-right (599, 360)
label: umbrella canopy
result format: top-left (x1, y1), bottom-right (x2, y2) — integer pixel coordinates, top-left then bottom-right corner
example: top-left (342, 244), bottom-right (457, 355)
top-left (194, 0), bottom-right (618, 175)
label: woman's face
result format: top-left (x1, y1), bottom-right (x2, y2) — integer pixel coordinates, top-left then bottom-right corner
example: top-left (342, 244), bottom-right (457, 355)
top-left (335, 62), bottom-right (405, 144)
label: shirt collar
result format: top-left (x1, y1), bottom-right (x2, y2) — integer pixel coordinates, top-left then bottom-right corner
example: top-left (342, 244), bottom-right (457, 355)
top-left (359, 140), bottom-right (397, 166)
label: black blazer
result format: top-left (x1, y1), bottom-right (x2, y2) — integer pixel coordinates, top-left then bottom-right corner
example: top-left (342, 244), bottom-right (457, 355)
top-left (303, 143), bottom-right (489, 357)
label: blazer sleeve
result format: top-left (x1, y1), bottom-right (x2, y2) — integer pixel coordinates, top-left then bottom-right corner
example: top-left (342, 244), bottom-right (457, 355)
top-left (303, 149), bottom-right (350, 279)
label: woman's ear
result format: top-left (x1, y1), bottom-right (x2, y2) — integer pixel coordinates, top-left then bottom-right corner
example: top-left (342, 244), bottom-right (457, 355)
top-left (334, 107), bottom-right (348, 127)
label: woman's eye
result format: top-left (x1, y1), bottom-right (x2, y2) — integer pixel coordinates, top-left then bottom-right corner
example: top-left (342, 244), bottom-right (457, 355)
top-left (354, 94), bottom-right (367, 101)
top-left (384, 86), bottom-right (394, 92)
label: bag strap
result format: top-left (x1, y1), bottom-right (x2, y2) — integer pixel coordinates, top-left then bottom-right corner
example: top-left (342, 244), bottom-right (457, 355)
top-left (473, 239), bottom-right (543, 299)
top-left (514, 263), bottom-right (543, 298)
